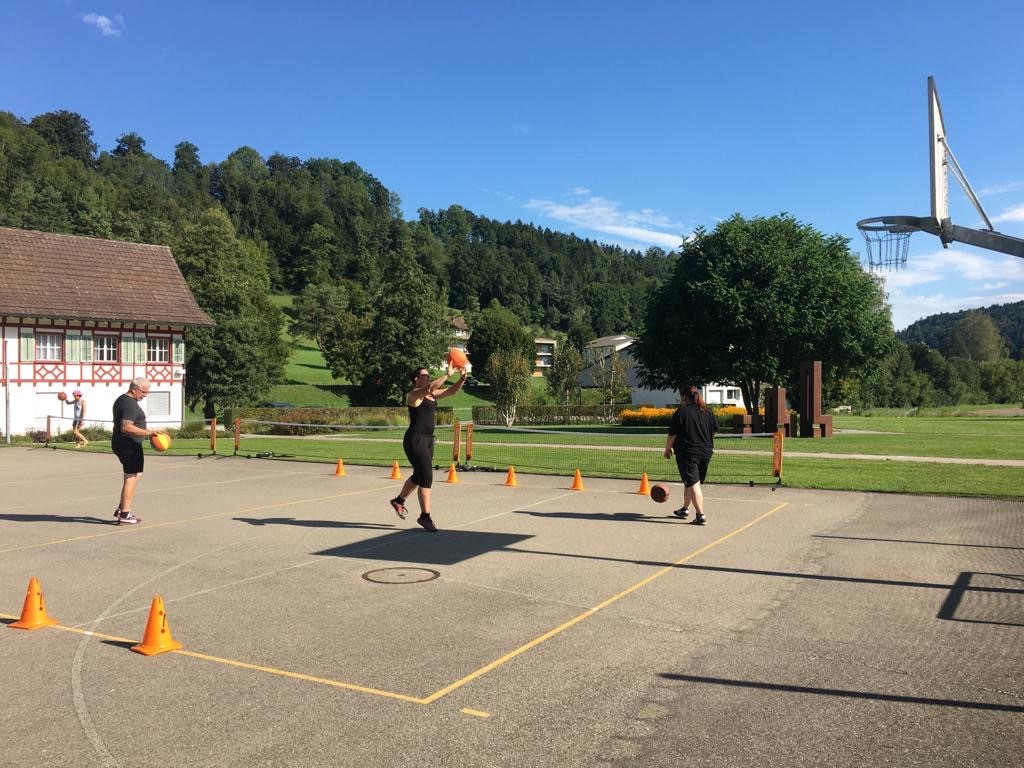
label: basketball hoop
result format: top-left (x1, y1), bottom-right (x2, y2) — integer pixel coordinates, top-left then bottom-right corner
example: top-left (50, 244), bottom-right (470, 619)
top-left (856, 216), bottom-right (924, 272)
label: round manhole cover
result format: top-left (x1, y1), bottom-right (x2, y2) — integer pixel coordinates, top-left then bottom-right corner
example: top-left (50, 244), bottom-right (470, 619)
top-left (362, 567), bottom-right (440, 585)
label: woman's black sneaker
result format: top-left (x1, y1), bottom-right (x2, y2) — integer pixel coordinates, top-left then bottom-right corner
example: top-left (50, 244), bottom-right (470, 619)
top-left (417, 513), bottom-right (437, 532)
top-left (672, 507), bottom-right (689, 519)
top-left (691, 513), bottom-right (706, 525)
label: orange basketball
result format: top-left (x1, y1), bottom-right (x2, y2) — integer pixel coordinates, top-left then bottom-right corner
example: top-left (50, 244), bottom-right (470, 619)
top-left (448, 347), bottom-right (469, 369)
top-left (150, 433), bottom-right (172, 452)
top-left (57, 392), bottom-right (68, 401)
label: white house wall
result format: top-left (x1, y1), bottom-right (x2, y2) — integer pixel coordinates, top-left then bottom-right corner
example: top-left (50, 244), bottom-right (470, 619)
top-left (2, 319), bottom-right (189, 438)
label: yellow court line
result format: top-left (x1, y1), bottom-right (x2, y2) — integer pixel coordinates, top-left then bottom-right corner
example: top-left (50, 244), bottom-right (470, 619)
top-left (0, 616), bottom-right (426, 704)
top-left (461, 708), bottom-right (492, 718)
top-left (3, 502), bottom-right (789, 708)
top-left (421, 501), bottom-right (789, 704)
top-left (0, 486), bottom-right (397, 554)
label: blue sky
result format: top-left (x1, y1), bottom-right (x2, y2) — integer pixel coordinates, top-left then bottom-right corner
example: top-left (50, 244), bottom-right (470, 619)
top-left (2, 0), bottom-right (1023, 330)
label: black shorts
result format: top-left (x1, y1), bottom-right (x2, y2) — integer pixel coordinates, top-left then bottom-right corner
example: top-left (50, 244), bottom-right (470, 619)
top-left (403, 432), bottom-right (435, 488)
top-left (675, 454), bottom-right (710, 487)
top-left (112, 437), bottom-right (144, 474)
top-left (73, 419), bottom-right (84, 429)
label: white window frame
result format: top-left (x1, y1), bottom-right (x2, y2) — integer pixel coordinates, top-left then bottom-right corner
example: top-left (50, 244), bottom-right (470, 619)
top-left (146, 337), bottom-right (170, 363)
top-left (94, 335), bottom-right (119, 362)
top-left (35, 332), bottom-right (63, 361)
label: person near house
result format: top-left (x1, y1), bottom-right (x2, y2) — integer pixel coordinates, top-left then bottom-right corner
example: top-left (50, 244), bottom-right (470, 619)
top-left (111, 377), bottom-right (166, 525)
top-left (389, 362), bottom-right (467, 532)
top-left (68, 388), bottom-right (88, 447)
top-left (663, 384), bottom-right (718, 525)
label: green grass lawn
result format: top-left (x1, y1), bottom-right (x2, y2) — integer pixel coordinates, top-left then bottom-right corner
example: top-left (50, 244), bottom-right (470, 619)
top-left (171, 296), bottom-right (1022, 499)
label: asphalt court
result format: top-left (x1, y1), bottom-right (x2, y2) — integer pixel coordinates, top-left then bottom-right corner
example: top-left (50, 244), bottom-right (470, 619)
top-left (1, 446), bottom-right (1021, 767)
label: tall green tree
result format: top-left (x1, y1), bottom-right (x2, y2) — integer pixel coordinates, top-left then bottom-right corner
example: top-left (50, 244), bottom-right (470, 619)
top-left (293, 281), bottom-right (371, 384)
top-left (175, 209), bottom-right (289, 417)
top-left (466, 300), bottom-right (536, 381)
top-left (634, 213), bottom-right (894, 413)
top-left (589, 349), bottom-right (633, 405)
top-left (29, 110), bottom-right (97, 166)
top-left (547, 342), bottom-right (584, 404)
top-left (486, 351), bottom-right (533, 427)
top-left (347, 246), bottom-right (449, 405)
top-left (944, 311), bottom-right (1007, 361)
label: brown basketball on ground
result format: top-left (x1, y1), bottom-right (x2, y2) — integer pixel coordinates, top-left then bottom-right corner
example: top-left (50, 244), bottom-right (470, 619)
top-left (650, 484), bottom-right (670, 503)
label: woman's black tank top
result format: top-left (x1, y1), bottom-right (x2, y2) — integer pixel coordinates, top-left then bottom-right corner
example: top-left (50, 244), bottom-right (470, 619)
top-left (407, 397), bottom-right (437, 435)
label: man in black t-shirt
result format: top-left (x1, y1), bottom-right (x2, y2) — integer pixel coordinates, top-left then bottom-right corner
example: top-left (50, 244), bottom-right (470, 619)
top-left (111, 377), bottom-right (165, 525)
top-left (663, 385), bottom-right (718, 525)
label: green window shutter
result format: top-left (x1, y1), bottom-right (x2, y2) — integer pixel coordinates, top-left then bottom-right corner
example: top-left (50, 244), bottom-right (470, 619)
top-left (66, 331), bottom-right (81, 363)
top-left (80, 331), bottom-right (93, 362)
top-left (172, 338), bottom-right (185, 365)
top-left (135, 335), bottom-right (146, 363)
top-left (19, 329), bottom-right (34, 361)
top-left (121, 334), bottom-right (134, 364)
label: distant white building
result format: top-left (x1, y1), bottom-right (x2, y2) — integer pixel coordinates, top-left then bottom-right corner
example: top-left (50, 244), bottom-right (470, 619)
top-left (580, 334), bottom-right (743, 408)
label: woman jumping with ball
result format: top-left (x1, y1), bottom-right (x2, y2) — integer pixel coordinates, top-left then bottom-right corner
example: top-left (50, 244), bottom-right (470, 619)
top-left (389, 362), bottom-right (466, 532)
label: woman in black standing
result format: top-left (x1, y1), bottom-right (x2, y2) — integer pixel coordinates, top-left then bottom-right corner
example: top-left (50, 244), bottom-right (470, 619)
top-left (663, 384), bottom-right (718, 525)
top-left (389, 362), bottom-right (466, 531)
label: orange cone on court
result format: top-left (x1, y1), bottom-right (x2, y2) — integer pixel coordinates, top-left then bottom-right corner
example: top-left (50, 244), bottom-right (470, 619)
top-left (334, 458), bottom-right (346, 477)
top-left (10, 577), bottom-right (58, 630)
top-left (446, 464), bottom-right (459, 483)
top-left (504, 466), bottom-right (518, 487)
top-left (130, 596), bottom-right (183, 656)
top-left (637, 472), bottom-right (651, 495)
top-left (570, 469), bottom-right (585, 491)
top-left (390, 460), bottom-right (402, 480)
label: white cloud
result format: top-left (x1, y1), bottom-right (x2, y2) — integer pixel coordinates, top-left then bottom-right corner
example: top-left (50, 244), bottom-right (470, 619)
top-left (978, 181), bottom-right (1024, 197)
top-left (524, 192), bottom-right (688, 250)
top-left (991, 203), bottom-right (1024, 224)
top-left (880, 246), bottom-right (1024, 329)
top-left (81, 13), bottom-right (124, 37)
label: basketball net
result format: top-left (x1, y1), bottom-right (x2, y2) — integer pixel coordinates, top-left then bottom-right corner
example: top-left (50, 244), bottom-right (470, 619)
top-left (856, 217), bottom-right (917, 272)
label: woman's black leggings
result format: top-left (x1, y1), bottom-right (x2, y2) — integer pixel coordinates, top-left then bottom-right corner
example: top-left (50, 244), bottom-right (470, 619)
top-left (403, 432), bottom-right (435, 488)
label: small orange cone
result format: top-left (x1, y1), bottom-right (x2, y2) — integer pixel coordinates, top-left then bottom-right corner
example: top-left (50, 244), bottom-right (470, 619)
top-left (131, 596), bottom-right (183, 656)
top-left (446, 464), bottom-right (459, 483)
top-left (390, 460), bottom-right (402, 480)
top-left (637, 472), bottom-right (651, 495)
top-left (570, 469), bottom-right (585, 491)
top-left (10, 577), bottom-right (58, 630)
top-left (504, 466), bottom-right (518, 487)
top-left (334, 458), bottom-right (346, 477)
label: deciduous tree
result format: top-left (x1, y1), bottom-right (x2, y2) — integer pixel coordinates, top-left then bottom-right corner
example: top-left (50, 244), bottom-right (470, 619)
top-left (634, 213), bottom-right (894, 413)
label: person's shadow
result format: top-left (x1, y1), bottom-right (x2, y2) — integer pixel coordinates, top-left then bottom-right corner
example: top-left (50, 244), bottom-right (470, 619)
top-left (0, 513), bottom-right (112, 525)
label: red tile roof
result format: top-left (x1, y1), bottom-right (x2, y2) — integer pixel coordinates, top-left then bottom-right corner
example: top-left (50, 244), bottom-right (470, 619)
top-left (0, 227), bottom-right (214, 327)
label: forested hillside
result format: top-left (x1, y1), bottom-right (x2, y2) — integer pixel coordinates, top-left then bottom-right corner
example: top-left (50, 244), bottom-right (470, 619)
top-left (0, 109), bottom-right (675, 338)
top-left (898, 301), bottom-right (1024, 360)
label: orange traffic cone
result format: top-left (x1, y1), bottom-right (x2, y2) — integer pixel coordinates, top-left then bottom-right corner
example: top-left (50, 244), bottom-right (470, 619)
top-left (10, 577), bottom-right (58, 630)
top-left (504, 466), bottom-right (518, 487)
top-left (637, 472), bottom-right (651, 495)
top-left (131, 596), bottom-right (183, 656)
top-left (390, 460), bottom-right (402, 480)
top-left (334, 458), bottom-right (346, 477)
top-left (446, 464), bottom-right (459, 483)
top-left (570, 469), bottom-right (585, 491)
